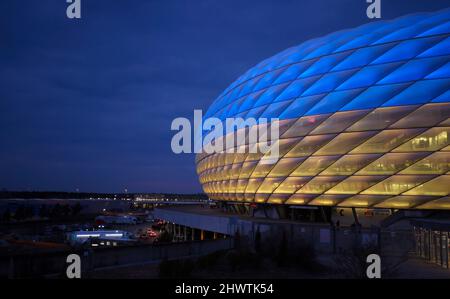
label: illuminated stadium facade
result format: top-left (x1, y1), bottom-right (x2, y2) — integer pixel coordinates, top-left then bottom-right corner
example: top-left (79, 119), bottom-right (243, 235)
top-left (196, 9), bottom-right (450, 210)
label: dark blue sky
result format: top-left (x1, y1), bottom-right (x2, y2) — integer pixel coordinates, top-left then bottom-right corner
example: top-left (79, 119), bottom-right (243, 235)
top-left (0, 0), bottom-right (448, 193)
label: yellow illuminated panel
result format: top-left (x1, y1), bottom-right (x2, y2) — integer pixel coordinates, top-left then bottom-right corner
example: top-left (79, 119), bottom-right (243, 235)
top-left (291, 155), bottom-right (340, 176)
top-left (285, 194), bottom-right (317, 205)
top-left (325, 176), bottom-right (387, 194)
top-left (346, 106), bottom-right (418, 132)
top-left (440, 118), bottom-right (450, 126)
top-left (351, 128), bottom-right (425, 154)
top-left (250, 162), bottom-right (276, 178)
top-left (310, 110), bottom-right (370, 135)
top-left (273, 177), bottom-right (312, 193)
top-left (282, 114), bottom-right (330, 138)
top-left (230, 163), bottom-right (243, 179)
top-left (403, 175), bottom-right (450, 196)
top-left (285, 134), bottom-right (336, 157)
top-left (314, 131), bottom-right (377, 155)
top-left (255, 193), bottom-right (270, 203)
top-left (361, 175), bottom-right (435, 195)
top-left (244, 193), bottom-right (255, 202)
top-left (393, 127), bottom-right (450, 152)
top-left (236, 179), bottom-right (248, 193)
top-left (238, 161), bottom-right (259, 178)
top-left (197, 63), bottom-right (450, 210)
top-left (357, 152), bottom-right (429, 175)
top-left (338, 195), bottom-right (390, 208)
top-left (309, 195), bottom-right (348, 206)
top-left (416, 197), bottom-right (450, 209)
top-left (374, 195), bottom-right (433, 209)
top-left (257, 177), bottom-right (285, 193)
top-left (245, 178), bottom-right (264, 193)
top-left (231, 179), bottom-right (240, 192)
top-left (390, 103), bottom-right (450, 129)
top-left (321, 154), bottom-right (381, 175)
top-left (267, 157), bottom-right (307, 177)
top-left (267, 194), bottom-right (291, 204)
top-left (296, 176), bottom-right (346, 194)
top-left (400, 152), bottom-right (450, 174)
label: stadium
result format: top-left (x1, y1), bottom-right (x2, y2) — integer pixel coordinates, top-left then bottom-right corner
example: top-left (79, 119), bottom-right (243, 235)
top-left (196, 9), bottom-right (450, 210)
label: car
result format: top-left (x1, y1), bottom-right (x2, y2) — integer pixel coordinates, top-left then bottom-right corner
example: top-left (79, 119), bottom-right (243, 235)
top-left (147, 229), bottom-right (158, 238)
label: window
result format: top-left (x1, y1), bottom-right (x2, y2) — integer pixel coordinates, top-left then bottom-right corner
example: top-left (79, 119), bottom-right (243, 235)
top-left (230, 163), bottom-right (244, 179)
top-left (267, 194), bottom-right (291, 204)
top-left (285, 194), bottom-right (317, 205)
top-left (238, 161), bottom-right (259, 179)
top-left (282, 114), bottom-right (330, 138)
top-left (325, 176), bottom-right (387, 194)
top-left (400, 152), bottom-right (450, 174)
top-left (394, 127), bottom-right (450, 152)
top-left (314, 131), bottom-right (377, 155)
top-left (417, 196), bottom-right (450, 209)
top-left (297, 176), bottom-right (346, 194)
top-left (291, 155), bottom-right (341, 176)
top-left (235, 179), bottom-right (248, 193)
top-left (310, 110), bottom-right (370, 135)
top-left (255, 193), bottom-right (270, 203)
top-left (391, 103), bottom-right (450, 129)
top-left (286, 134), bottom-right (337, 157)
top-left (361, 175), bottom-right (435, 195)
top-left (374, 195), bottom-right (435, 209)
top-left (250, 161), bottom-right (276, 178)
top-left (245, 178), bottom-right (264, 193)
top-left (267, 157), bottom-right (307, 177)
top-left (274, 177), bottom-right (312, 194)
top-left (404, 175), bottom-right (450, 196)
top-left (338, 195), bottom-right (390, 208)
top-left (321, 154), bottom-right (381, 175)
top-left (357, 152), bottom-right (429, 175)
top-left (351, 128), bottom-right (425, 154)
top-left (309, 195), bottom-right (349, 206)
top-left (346, 106), bottom-right (418, 132)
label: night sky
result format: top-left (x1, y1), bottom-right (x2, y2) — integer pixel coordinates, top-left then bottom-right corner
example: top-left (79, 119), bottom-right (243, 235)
top-left (0, 0), bottom-right (448, 193)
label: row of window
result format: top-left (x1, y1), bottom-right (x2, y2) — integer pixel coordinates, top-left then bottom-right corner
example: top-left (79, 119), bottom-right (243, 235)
top-left (198, 151), bottom-right (449, 186)
top-left (205, 192), bottom-right (450, 210)
top-left (201, 174), bottom-right (449, 196)
top-left (197, 126), bottom-right (449, 178)
top-left (196, 103), bottom-right (450, 169)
